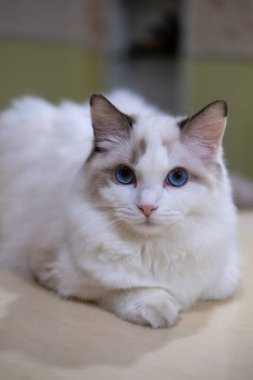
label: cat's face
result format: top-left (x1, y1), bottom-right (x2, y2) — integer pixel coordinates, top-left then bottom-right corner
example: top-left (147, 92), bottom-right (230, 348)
top-left (85, 95), bottom-right (227, 236)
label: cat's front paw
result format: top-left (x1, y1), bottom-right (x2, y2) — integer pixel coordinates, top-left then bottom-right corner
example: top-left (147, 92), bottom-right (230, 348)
top-left (30, 249), bottom-right (60, 291)
top-left (132, 289), bottom-right (180, 328)
top-left (102, 288), bottom-right (181, 328)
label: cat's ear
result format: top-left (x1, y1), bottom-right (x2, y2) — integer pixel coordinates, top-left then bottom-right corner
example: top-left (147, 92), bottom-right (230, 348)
top-left (90, 94), bottom-right (133, 151)
top-left (179, 100), bottom-right (227, 159)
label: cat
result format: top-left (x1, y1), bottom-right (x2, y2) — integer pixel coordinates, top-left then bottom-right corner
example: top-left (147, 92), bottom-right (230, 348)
top-left (0, 90), bottom-right (241, 328)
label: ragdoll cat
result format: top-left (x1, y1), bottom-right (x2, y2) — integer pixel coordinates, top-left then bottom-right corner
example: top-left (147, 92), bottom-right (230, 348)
top-left (0, 91), bottom-right (240, 328)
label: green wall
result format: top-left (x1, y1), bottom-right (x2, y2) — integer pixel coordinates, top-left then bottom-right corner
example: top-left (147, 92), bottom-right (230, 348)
top-left (1, 40), bottom-right (252, 179)
top-left (188, 60), bottom-right (253, 178)
top-left (0, 39), bottom-right (104, 109)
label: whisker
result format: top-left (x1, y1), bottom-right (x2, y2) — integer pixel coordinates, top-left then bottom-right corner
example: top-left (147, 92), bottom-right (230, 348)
top-left (75, 212), bottom-right (125, 232)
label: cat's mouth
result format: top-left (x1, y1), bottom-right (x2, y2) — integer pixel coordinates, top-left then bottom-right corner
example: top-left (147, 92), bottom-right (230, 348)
top-left (138, 218), bottom-right (160, 228)
top-left (130, 218), bottom-right (166, 237)
top-left (142, 218), bottom-right (155, 225)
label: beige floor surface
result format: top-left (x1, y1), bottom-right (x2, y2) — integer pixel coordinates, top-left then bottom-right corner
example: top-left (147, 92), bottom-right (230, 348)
top-left (0, 212), bottom-right (252, 380)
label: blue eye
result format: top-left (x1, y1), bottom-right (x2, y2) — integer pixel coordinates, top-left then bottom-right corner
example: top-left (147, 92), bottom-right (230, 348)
top-left (115, 165), bottom-right (136, 185)
top-left (166, 167), bottom-right (188, 187)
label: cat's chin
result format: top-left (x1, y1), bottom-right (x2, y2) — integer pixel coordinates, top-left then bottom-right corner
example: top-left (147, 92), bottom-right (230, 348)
top-left (123, 219), bottom-right (167, 237)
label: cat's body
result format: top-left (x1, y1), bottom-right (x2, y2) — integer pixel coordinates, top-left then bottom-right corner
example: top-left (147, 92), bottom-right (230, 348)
top-left (0, 91), bottom-right (240, 327)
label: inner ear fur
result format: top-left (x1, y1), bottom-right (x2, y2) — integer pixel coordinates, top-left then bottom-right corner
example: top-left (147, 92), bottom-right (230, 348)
top-left (179, 100), bottom-right (227, 158)
top-left (90, 94), bottom-right (133, 148)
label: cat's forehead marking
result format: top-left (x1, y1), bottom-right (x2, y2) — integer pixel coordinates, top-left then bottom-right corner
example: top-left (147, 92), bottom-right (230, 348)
top-left (130, 138), bottom-right (147, 165)
top-left (162, 137), bottom-right (176, 150)
top-left (129, 115), bottom-right (181, 175)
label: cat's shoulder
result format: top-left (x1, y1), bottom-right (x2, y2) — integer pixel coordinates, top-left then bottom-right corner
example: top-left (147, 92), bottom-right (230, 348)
top-left (0, 96), bottom-right (91, 138)
top-left (2, 96), bottom-right (56, 116)
top-left (0, 96), bottom-right (57, 133)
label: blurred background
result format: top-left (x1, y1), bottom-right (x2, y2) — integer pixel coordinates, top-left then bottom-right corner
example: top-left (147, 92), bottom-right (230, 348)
top-left (0, 0), bottom-right (253, 178)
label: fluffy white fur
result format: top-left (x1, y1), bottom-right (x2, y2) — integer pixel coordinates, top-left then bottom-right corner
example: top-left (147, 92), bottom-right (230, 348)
top-left (0, 90), bottom-right (240, 328)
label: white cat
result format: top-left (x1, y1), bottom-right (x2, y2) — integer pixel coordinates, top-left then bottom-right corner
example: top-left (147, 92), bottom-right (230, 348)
top-left (0, 90), bottom-right (240, 328)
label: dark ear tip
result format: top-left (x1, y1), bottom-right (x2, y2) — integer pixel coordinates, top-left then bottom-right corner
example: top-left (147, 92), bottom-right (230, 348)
top-left (89, 94), bottom-right (99, 107)
top-left (210, 100), bottom-right (227, 117)
top-left (216, 100), bottom-right (228, 117)
top-left (201, 99), bottom-right (228, 117)
top-left (90, 94), bottom-right (105, 107)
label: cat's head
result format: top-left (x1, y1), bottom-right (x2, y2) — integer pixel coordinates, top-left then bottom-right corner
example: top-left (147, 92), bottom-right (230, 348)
top-left (84, 94), bottom-right (228, 236)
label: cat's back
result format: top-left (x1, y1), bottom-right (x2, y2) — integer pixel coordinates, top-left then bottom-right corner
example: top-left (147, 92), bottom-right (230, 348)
top-left (0, 97), bottom-right (93, 266)
top-left (0, 96), bottom-right (93, 165)
top-left (0, 96), bottom-right (94, 205)
top-left (0, 96), bottom-right (95, 194)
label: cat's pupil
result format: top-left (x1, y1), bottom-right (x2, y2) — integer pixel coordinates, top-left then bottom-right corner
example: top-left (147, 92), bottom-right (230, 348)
top-left (174, 171), bottom-right (182, 180)
top-left (122, 167), bottom-right (131, 178)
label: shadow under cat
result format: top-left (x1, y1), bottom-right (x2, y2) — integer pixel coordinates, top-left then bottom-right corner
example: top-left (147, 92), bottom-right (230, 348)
top-left (0, 269), bottom-right (238, 370)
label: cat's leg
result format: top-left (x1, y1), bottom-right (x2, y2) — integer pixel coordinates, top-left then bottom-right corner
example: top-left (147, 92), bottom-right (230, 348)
top-left (200, 254), bottom-right (240, 301)
top-left (30, 247), bottom-right (106, 300)
top-left (30, 249), bottom-right (180, 327)
top-left (30, 248), bottom-right (61, 291)
top-left (30, 247), bottom-right (79, 297)
top-left (98, 288), bottom-right (181, 328)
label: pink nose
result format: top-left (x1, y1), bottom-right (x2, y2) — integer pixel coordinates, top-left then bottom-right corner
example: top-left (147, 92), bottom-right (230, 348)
top-left (138, 204), bottom-right (158, 217)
